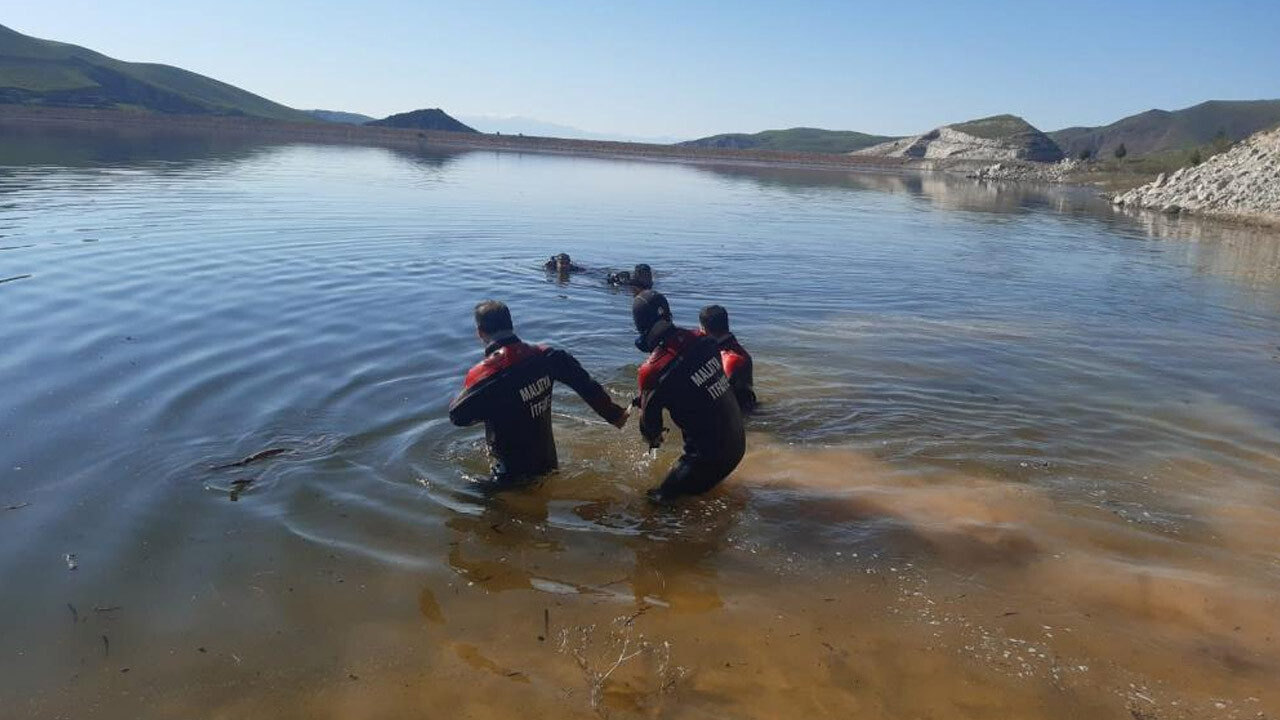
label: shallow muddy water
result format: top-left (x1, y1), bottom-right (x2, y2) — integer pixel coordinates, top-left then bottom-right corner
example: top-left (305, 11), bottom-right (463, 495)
top-left (2, 127), bottom-right (1280, 719)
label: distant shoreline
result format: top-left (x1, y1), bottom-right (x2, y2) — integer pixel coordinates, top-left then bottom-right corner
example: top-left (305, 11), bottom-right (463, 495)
top-left (0, 106), bottom-right (912, 174)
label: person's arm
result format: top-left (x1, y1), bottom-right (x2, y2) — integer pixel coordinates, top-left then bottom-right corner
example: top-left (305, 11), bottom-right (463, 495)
top-left (448, 370), bottom-right (492, 427)
top-left (636, 365), bottom-right (667, 448)
top-left (722, 352), bottom-right (752, 406)
top-left (544, 348), bottom-right (628, 427)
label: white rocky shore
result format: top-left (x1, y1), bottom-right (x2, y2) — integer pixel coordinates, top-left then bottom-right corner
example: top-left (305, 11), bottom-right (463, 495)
top-left (1111, 127), bottom-right (1280, 226)
top-left (966, 159), bottom-right (1079, 183)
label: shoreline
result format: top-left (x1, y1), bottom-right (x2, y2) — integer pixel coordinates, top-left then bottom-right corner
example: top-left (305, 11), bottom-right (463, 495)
top-left (16, 106), bottom-right (1277, 232)
top-left (0, 105), bottom-right (915, 175)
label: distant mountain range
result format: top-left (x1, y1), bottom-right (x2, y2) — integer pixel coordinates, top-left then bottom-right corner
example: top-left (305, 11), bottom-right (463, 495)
top-left (0, 23), bottom-right (313, 122)
top-left (455, 115), bottom-right (686, 144)
top-left (4, 24), bottom-right (1279, 162)
top-left (1048, 100), bottom-right (1280, 159)
top-left (305, 109), bottom-right (374, 125)
top-left (681, 128), bottom-right (898, 154)
top-left (682, 102), bottom-right (1280, 159)
top-left (366, 109), bottom-right (477, 133)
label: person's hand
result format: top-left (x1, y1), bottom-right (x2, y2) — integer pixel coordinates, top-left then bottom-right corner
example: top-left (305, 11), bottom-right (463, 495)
top-left (611, 405), bottom-right (631, 429)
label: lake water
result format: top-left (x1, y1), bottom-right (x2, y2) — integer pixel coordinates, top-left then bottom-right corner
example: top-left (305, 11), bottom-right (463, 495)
top-left (3, 127), bottom-right (1280, 720)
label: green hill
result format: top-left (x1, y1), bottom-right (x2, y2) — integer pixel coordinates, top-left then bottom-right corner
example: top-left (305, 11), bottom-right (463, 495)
top-left (305, 108), bottom-right (373, 124)
top-left (306, 109), bottom-right (376, 125)
top-left (1049, 100), bottom-right (1280, 159)
top-left (680, 127), bottom-right (899, 154)
top-left (366, 109), bottom-right (477, 133)
top-left (0, 23), bottom-right (314, 121)
top-left (950, 114), bottom-right (1041, 140)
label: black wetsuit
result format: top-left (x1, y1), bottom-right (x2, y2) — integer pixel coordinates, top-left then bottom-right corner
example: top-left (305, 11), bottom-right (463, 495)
top-left (712, 332), bottom-right (757, 413)
top-left (449, 334), bottom-right (625, 485)
top-left (607, 271), bottom-right (652, 290)
top-left (544, 260), bottom-right (586, 274)
top-left (637, 327), bottom-right (745, 498)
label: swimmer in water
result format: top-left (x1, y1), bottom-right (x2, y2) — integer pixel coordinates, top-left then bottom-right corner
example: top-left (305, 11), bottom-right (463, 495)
top-left (631, 290), bottom-right (745, 502)
top-left (449, 300), bottom-right (629, 489)
top-left (544, 253), bottom-right (586, 275)
top-left (607, 263), bottom-right (654, 291)
top-left (698, 304), bottom-right (758, 412)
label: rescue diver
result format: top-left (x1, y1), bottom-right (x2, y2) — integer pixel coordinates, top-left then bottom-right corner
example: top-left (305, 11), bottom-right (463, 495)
top-left (544, 253), bottom-right (586, 275)
top-left (632, 290), bottom-right (745, 501)
top-left (607, 263), bottom-right (654, 291)
top-left (449, 300), bottom-right (629, 487)
top-left (698, 304), bottom-right (758, 412)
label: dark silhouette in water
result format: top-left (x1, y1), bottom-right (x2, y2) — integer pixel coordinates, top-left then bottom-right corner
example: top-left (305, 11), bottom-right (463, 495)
top-left (607, 263), bottom-right (654, 292)
top-left (543, 253), bottom-right (586, 275)
top-left (212, 447), bottom-right (290, 470)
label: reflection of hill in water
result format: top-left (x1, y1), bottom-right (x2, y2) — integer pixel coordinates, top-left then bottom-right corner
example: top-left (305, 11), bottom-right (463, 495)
top-left (0, 124), bottom-right (280, 168)
top-left (384, 146), bottom-right (467, 174)
top-left (691, 164), bottom-right (1105, 218)
top-left (0, 125), bottom-right (467, 188)
top-left (1125, 210), bottom-right (1280, 288)
top-left (695, 162), bottom-right (1280, 290)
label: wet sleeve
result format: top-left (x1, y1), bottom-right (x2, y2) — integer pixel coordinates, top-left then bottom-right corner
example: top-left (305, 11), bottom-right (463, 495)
top-left (545, 348), bottom-right (626, 425)
top-left (448, 380), bottom-right (489, 426)
top-left (722, 353), bottom-right (751, 400)
top-left (637, 370), bottom-right (666, 447)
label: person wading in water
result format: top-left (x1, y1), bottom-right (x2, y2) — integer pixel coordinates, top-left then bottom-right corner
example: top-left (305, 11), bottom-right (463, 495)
top-left (631, 290), bottom-right (745, 501)
top-left (698, 304), bottom-right (758, 413)
top-left (449, 300), bottom-right (629, 488)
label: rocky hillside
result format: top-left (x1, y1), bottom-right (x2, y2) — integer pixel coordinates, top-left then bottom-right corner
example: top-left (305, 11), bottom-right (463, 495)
top-left (366, 109), bottom-right (477, 133)
top-left (1111, 126), bottom-right (1280, 225)
top-left (1051, 100), bottom-right (1280, 159)
top-left (0, 24), bottom-right (314, 122)
top-left (855, 114), bottom-right (1063, 163)
top-left (681, 127), bottom-right (899, 154)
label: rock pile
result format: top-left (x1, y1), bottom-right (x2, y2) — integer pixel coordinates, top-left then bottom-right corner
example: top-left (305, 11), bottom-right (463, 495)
top-left (967, 159), bottom-right (1079, 183)
top-left (1111, 127), bottom-right (1280, 225)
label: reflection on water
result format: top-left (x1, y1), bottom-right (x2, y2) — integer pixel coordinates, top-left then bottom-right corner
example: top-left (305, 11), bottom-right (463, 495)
top-left (3, 131), bottom-right (1280, 719)
top-left (1127, 208), bottom-right (1280, 289)
top-left (692, 162), bottom-right (1108, 217)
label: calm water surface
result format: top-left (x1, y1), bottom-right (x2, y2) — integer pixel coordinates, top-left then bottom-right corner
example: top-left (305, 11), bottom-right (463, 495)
top-left (2, 128), bottom-right (1280, 719)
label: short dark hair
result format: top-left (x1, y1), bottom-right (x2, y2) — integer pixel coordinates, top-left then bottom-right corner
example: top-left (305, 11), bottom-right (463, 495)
top-left (474, 300), bottom-right (513, 335)
top-left (699, 304), bottom-right (730, 334)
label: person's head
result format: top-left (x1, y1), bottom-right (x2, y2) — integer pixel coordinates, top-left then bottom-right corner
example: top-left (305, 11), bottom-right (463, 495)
top-left (699, 304), bottom-right (731, 338)
top-left (473, 299), bottom-right (513, 343)
top-left (632, 263), bottom-right (653, 289)
top-left (554, 253), bottom-right (572, 271)
top-left (632, 290), bottom-right (674, 351)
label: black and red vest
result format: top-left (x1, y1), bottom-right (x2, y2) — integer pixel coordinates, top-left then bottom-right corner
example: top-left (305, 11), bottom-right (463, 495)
top-left (449, 335), bottom-right (624, 481)
top-left (637, 328), bottom-right (745, 467)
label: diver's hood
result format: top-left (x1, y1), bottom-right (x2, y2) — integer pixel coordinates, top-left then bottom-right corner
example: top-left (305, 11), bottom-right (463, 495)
top-left (633, 290), bottom-right (673, 352)
top-left (635, 318), bottom-right (674, 353)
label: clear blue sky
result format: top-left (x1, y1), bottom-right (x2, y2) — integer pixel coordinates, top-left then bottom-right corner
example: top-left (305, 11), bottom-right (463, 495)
top-left (6, 0), bottom-right (1279, 138)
